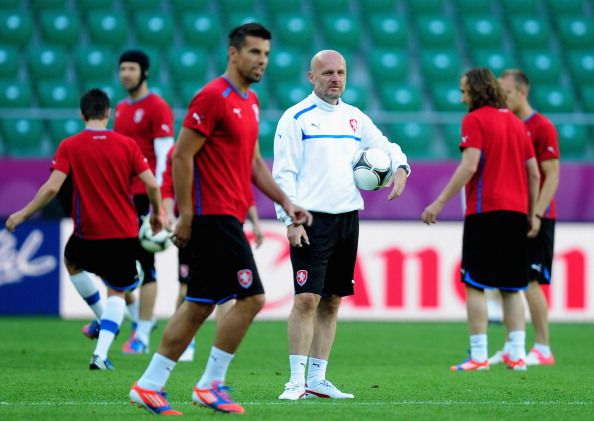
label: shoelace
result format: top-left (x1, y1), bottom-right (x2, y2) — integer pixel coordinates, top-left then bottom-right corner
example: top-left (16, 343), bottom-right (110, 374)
top-left (318, 380), bottom-right (334, 389)
top-left (212, 383), bottom-right (234, 401)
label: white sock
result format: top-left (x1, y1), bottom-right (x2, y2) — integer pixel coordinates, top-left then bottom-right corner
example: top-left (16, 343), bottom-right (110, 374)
top-left (508, 330), bottom-right (526, 361)
top-left (136, 320), bottom-right (153, 345)
top-left (289, 355), bottom-right (307, 385)
top-left (137, 353), bottom-right (176, 391)
top-left (93, 295), bottom-right (125, 360)
top-left (307, 357), bottom-right (327, 386)
top-left (470, 334), bottom-right (488, 362)
top-left (503, 340), bottom-right (512, 354)
top-left (197, 346), bottom-right (234, 388)
top-left (70, 272), bottom-right (103, 318)
top-left (126, 300), bottom-right (139, 324)
top-left (533, 342), bottom-right (551, 357)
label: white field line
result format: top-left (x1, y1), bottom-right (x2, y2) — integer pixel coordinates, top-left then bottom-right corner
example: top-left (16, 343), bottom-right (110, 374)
top-left (1, 400), bottom-right (592, 407)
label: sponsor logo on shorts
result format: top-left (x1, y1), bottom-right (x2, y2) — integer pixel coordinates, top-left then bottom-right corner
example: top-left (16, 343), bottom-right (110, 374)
top-left (237, 269), bottom-right (253, 288)
top-left (296, 270), bottom-right (308, 286)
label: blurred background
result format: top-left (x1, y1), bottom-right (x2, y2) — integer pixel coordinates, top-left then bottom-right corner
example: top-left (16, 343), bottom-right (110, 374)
top-left (1, 0), bottom-right (593, 319)
top-left (1, 0), bottom-right (593, 161)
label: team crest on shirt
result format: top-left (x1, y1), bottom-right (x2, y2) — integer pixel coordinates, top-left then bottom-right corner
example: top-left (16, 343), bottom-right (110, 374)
top-left (237, 269), bottom-right (253, 288)
top-left (134, 109), bottom-right (145, 123)
top-left (349, 119), bottom-right (358, 133)
top-left (252, 104), bottom-right (260, 122)
top-left (296, 270), bottom-right (308, 286)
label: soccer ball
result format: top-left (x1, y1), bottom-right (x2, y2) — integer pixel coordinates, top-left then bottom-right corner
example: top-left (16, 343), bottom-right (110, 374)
top-left (352, 147), bottom-right (393, 191)
top-left (138, 217), bottom-right (172, 253)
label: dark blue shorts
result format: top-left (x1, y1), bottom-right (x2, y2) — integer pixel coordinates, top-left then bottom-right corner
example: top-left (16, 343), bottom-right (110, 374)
top-left (462, 211), bottom-right (529, 291)
top-left (64, 234), bottom-right (141, 291)
top-left (528, 218), bottom-right (555, 284)
top-left (186, 215), bottom-right (264, 304)
top-left (290, 211), bottom-right (358, 297)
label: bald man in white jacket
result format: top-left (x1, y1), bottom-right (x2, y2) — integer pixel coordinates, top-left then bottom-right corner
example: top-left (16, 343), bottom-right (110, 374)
top-left (273, 50), bottom-right (410, 400)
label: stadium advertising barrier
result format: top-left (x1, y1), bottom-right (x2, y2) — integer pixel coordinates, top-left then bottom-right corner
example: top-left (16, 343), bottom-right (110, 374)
top-left (57, 220), bottom-right (594, 322)
top-left (0, 221), bottom-right (61, 315)
top-left (3, 159), bottom-right (594, 221)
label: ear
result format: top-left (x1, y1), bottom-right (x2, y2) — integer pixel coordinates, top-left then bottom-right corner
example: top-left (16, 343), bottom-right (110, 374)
top-left (228, 45), bottom-right (238, 61)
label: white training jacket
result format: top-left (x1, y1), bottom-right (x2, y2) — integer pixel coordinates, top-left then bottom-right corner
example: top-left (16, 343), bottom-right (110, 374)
top-left (273, 92), bottom-right (410, 225)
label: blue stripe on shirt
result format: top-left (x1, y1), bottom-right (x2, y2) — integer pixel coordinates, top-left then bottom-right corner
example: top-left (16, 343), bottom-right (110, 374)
top-left (476, 154), bottom-right (485, 213)
top-left (293, 104), bottom-right (317, 120)
top-left (194, 160), bottom-right (202, 215)
top-left (301, 133), bottom-right (362, 142)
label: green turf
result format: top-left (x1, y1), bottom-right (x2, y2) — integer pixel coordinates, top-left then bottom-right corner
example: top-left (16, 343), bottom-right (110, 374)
top-left (1, 318), bottom-right (593, 420)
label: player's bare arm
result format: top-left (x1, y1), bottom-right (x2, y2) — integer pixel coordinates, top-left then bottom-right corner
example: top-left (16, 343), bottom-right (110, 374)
top-left (171, 127), bottom-right (206, 247)
top-left (138, 168), bottom-right (163, 234)
top-left (5, 170), bottom-right (67, 232)
top-left (421, 147), bottom-right (480, 225)
top-left (247, 205), bottom-right (264, 248)
top-left (535, 158), bottom-right (560, 218)
top-left (388, 167), bottom-right (409, 201)
top-left (251, 143), bottom-right (313, 227)
top-left (526, 157), bottom-right (542, 238)
top-left (162, 198), bottom-right (177, 230)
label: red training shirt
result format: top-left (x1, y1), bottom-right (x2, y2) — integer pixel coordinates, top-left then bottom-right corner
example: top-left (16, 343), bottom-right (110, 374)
top-left (524, 112), bottom-right (559, 219)
top-left (460, 106), bottom-right (536, 216)
top-left (114, 92), bottom-right (174, 195)
top-left (161, 144), bottom-right (255, 217)
top-left (182, 77), bottom-right (260, 223)
top-left (51, 129), bottom-right (150, 239)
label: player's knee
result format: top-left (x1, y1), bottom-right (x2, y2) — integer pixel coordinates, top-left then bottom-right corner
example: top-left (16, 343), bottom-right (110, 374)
top-left (64, 258), bottom-right (81, 275)
top-left (321, 295), bottom-right (342, 313)
top-left (293, 292), bottom-right (320, 313)
top-left (244, 294), bottom-right (265, 313)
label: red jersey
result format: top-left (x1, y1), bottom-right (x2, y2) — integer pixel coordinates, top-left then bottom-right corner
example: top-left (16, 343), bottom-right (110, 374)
top-left (161, 144), bottom-right (255, 216)
top-left (524, 112), bottom-right (559, 219)
top-left (460, 106), bottom-right (535, 216)
top-left (161, 146), bottom-right (175, 200)
top-left (114, 92), bottom-right (174, 195)
top-left (182, 77), bottom-right (260, 223)
top-left (51, 129), bottom-right (150, 239)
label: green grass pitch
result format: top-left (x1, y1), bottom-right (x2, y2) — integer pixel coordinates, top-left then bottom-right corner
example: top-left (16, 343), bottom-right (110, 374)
top-left (1, 318), bottom-right (593, 420)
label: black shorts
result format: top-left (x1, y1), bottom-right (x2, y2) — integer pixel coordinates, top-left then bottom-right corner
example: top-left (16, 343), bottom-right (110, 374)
top-left (178, 245), bottom-right (191, 284)
top-left (186, 215), bottom-right (264, 304)
top-left (64, 234), bottom-right (141, 291)
top-left (461, 211), bottom-right (528, 291)
top-left (528, 218), bottom-right (555, 284)
top-left (290, 211), bottom-right (358, 297)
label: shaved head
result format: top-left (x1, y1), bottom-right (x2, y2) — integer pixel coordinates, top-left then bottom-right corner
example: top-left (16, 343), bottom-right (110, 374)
top-left (308, 50), bottom-right (347, 105)
top-left (310, 50), bottom-right (346, 72)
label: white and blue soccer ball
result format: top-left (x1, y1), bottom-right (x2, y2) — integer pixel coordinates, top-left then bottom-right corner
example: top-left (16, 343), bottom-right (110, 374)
top-left (352, 147), bottom-right (393, 191)
top-left (138, 217), bottom-right (172, 253)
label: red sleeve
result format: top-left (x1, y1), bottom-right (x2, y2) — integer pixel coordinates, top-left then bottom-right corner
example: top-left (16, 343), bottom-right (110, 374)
top-left (460, 114), bottom-right (482, 150)
top-left (50, 141), bottom-right (71, 175)
top-left (534, 121), bottom-right (560, 162)
top-left (150, 98), bottom-right (175, 138)
top-left (161, 146), bottom-right (175, 199)
top-left (129, 138), bottom-right (150, 175)
top-left (182, 86), bottom-right (223, 138)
